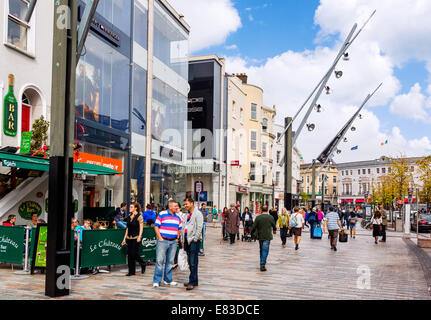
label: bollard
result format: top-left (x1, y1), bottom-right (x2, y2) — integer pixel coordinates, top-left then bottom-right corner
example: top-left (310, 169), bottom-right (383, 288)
top-left (14, 227), bottom-right (31, 275)
top-left (71, 229), bottom-right (89, 280)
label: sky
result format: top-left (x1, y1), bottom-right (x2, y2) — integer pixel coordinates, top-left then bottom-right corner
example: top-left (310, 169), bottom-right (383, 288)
top-left (169, 0), bottom-right (431, 163)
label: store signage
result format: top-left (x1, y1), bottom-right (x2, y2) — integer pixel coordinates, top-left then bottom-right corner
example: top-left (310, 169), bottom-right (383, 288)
top-left (0, 226), bottom-right (25, 265)
top-left (195, 181), bottom-right (203, 194)
top-left (73, 152), bottom-right (123, 173)
top-left (238, 187), bottom-right (248, 193)
top-left (91, 18), bottom-right (120, 46)
top-left (20, 132), bottom-right (32, 154)
top-left (3, 74), bottom-right (18, 137)
top-left (18, 201), bottom-right (42, 220)
top-left (231, 160), bottom-right (240, 167)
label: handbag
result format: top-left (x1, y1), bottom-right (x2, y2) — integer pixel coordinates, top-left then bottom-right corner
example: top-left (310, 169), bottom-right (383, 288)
top-left (178, 249), bottom-right (189, 271)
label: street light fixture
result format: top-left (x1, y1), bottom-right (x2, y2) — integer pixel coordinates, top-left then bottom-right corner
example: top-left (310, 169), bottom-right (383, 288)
top-left (325, 86), bottom-right (332, 95)
top-left (335, 71), bottom-right (343, 79)
top-left (315, 104), bottom-right (323, 113)
top-left (351, 126), bottom-right (356, 132)
top-left (344, 138), bottom-right (348, 143)
top-left (343, 53), bottom-right (350, 61)
top-left (307, 123), bottom-right (316, 132)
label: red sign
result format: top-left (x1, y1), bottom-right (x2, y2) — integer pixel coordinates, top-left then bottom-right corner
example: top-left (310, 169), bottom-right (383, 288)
top-left (238, 187), bottom-right (248, 193)
top-left (355, 199), bottom-right (365, 203)
top-left (345, 199), bottom-right (354, 203)
top-left (73, 152), bottom-right (123, 173)
top-left (231, 160), bottom-right (240, 167)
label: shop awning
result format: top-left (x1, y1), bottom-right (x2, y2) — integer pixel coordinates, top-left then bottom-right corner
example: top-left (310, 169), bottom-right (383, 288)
top-left (0, 152), bottom-right (121, 175)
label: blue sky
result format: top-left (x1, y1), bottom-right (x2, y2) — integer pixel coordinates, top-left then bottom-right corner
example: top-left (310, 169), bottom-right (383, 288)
top-left (173, 0), bottom-right (431, 162)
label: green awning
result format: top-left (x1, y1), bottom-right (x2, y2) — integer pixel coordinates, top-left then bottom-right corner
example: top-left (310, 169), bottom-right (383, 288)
top-left (0, 152), bottom-right (120, 175)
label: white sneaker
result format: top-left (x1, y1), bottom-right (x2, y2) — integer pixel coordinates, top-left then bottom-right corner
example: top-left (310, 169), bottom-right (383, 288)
top-left (153, 283), bottom-right (159, 288)
top-left (163, 281), bottom-right (178, 286)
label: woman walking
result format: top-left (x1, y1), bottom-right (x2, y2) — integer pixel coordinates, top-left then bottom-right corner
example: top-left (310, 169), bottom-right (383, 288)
top-left (121, 202), bottom-right (146, 276)
top-left (226, 204), bottom-right (241, 244)
top-left (277, 208), bottom-right (290, 248)
top-left (372, 211), bottom-right (383, 245)
top-left (221, 207), bottom-right (229, 240)
top-left (289, 207), bottom-right (305, 251)
top-left (349, 212), bottom-right (358, 239)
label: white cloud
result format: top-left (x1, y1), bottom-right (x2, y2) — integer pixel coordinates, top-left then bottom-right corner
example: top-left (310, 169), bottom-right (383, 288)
top-left (314, 0), bottom-right (431, 67)
top-left (225, 44), bottom-right (238, 50)
top-left (389, 83), bottom-right (431, 122)
top-left (168, 0), bottom-right (241, 53)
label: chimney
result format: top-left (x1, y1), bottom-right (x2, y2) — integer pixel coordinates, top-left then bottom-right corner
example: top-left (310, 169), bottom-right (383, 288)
top-left (236, 73), bottom-right (248, 84)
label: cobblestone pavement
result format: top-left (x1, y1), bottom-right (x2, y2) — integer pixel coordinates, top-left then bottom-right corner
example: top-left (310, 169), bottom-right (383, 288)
top-left (1, 224), bottom-right (430, 300)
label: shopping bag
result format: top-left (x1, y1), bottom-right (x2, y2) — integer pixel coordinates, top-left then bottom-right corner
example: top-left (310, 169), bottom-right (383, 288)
top-left (178, 249), bottom-right (189, 271)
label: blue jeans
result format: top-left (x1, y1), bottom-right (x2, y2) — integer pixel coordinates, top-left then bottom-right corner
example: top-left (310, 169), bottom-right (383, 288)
top-left (259, 240), bottom-right (271, 265)
top-left (153, 239), bottom-right (178, 284)
top-left (116, 221), bottom-right (127, 229)
top-left (201, 222), bottom-right (206, 251)
top-left (185, 235), bottom-right (200, 286)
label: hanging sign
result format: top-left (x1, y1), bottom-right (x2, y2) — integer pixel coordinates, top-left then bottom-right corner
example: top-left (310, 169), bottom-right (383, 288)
top-left (18, 201), bottom-right (42, 220)
top-left (20, 132), bottom-right (32, 154)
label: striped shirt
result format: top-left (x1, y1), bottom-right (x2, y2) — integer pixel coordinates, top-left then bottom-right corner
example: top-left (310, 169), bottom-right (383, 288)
top-left (155, 210), bottom-right (182, 240)
top-left (326, 211), bottom-right (340, 231)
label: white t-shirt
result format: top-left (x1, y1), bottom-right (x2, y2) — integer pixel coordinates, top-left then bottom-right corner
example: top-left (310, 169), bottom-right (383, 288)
top-left (292, 213), bottom-right (305, 228)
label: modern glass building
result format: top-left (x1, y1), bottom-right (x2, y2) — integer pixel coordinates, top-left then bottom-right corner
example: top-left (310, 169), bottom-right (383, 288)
top-left (75, 0), bottom-right (190, 219)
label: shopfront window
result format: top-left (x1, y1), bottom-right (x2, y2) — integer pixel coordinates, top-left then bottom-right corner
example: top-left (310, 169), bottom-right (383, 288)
top-left (154, 1), bottom-right (188, 80)
top-left (96, 0), bottom-right (131, 36)
top-left (134, 0), bottom-right (148, 49)
top-left (131, 155), bottom-right (146, 208)
top-left (77, 143), bottom-right (126, 221)
top-left (132, 64), bottom-right (147, 135)
top-left (152, 77), bottom-right (187, 148)
top-left (75, 33), bottom-right (130, 132)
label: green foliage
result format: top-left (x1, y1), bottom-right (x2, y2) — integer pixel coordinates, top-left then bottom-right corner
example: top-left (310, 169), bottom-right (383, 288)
top-left (31, 116), bottom-right (50, 153)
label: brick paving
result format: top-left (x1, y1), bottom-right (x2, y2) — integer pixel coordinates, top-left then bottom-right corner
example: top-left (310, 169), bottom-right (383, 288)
top-left (0, 224), bottom-right (430, 300)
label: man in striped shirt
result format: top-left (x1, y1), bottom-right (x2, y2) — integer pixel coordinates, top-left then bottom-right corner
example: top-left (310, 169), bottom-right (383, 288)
top-left (153, 200), bottom-right (182, 288)
top-left (326, 206), bottom-right (343, 251)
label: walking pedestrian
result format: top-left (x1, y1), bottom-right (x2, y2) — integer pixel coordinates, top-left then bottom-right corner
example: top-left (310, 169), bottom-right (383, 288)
top-left (344, 210), bottom-right (350, 230)
top-left (277, 208), bottom-right (290, 248)
top-left (348, 212), bottom-right (358, 239)
top-left (250, 206), bottom-right (277, 271)
top-left (121, 203), bottom-right (146, 276)
top-left (199, 204), bottom-right (210, 256)
top-left (372, 211), bottom-right (383, 245)
top-left (152, 200), bottom-right (182, 288)
top-left (379, 205), bottom-right (387, 243)
top-left (307, 208), bottom-right (318, 239)
top-left (269, 207), bottom-right (278, 224)
top-left (221, 207), bottom-right (229, 240)
top-left (182, 198), bottom-right (204, 291)
top-left (212, 205), bottom-right (219, 228)
top-left (326, 206), bottom-right (343, 251)
top-left (317, 207), bottom-right (324, 231)
top-left (237, 205), bottom-right (242, 240)
top-left (226, 204), bottom-right (241, 244)
top-left (289, 207), bottom-right (305, 250)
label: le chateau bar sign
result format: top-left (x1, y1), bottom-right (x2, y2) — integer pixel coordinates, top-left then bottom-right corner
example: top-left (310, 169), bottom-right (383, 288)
top-left (3, 74), bottom-right (18, 137)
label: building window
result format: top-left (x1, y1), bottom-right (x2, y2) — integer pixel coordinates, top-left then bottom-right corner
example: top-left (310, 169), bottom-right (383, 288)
top-left (240, 107), bottom-right (244, 122)
top-left (358, 169), bottom-right (361, 175)
top-left (362, 169), bottom-right (366, 175)
top-left (333, 186), bottom-right (337, 195)
top-left (275, 172), bottom-right (280, 185)
top-left (382, 168), bottom-right (386, 174)
top-left (262, 166), bottom-right (267, 184)
top-left (7, 0), bottom-right (30, 51)
top-left (388, 167), bottom-right (392, 173)
top-left (262, 142), bottom-right (267, 158)
top-left (333, 176), bottom-right (336, 183)
top-left (342, 171), bottom-right (344, 176)
top-left (377, 168), bottom-right (380, 174)
top-left (276, 151), bottom-right (281, 164)
top-left (262, 118), bottom-right (268, 133)
top-left (251, 103), bottom-right (257, 120)
top-left (350, 170), bottom-right (353, 175)
top-left (368, 169), bottom-right (371, 174)
top-left (307, 175), bottom-right (309, 183)
top-left (134, 1), bottom-right (148, 49)
top-left (250, 131), bottom-right (257, 151)
top-left (250, 162), bottom-right (256, 181)
top-left (97, 0), bottom-right (132, 36)
top-left (277, 132), bottom-right (281, 141)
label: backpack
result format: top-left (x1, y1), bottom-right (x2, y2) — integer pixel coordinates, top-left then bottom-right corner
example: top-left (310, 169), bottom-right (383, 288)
top-left (308, 212), bottom-right (317, 223)
top-left (349, 215), bottom-right (356, 224)
top-left (289, 214), bottom-right (298, 228)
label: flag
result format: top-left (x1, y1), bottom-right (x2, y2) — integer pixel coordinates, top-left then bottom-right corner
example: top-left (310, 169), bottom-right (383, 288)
top-left (380, 140), bottom-right (388, 146)
top-left (351, 146), bottom-right (358, 151)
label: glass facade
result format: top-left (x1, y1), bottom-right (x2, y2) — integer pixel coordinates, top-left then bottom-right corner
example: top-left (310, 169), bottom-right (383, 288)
top-left (154, 1), bottom-right (188, 80)
top-left (75, 33), bottom-right (130, 132)
top-left (134, 1), bottom-right (148, 49)
top-left (132, 64), bottom-right (147, 135)
top-left (96, 0), bottom-right (131, 36)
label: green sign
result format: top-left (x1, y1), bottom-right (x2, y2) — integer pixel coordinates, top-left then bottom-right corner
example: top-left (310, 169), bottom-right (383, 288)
top-left (20, 132), bottom-right (32, 154)
top-left (80, 229), bottom-right (127, 268)
top-left (139, 227), bottom-right (157, 261)
top-left (18, 201), bottom-right (42, 220)
top-left (3, 75), bottom-right (18, 137)
top-left (0, 226), bottom-right (24, 264)
top-left (34, 225), bottom-right (47, 268)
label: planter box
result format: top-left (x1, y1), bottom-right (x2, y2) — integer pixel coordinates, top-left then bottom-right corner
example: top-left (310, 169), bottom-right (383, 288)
top-left (418, 238), bottom-right (431, 248)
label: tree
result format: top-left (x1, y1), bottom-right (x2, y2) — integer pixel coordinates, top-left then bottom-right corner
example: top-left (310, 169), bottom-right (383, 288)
top-left (301, 192), bottom-right (310, 205)
top-left (388, 156), bottom-right (414, 202)
top-left (416, 156), bottom-right (431, 209)
top-left (31, 116), bottom-right (50, 155)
